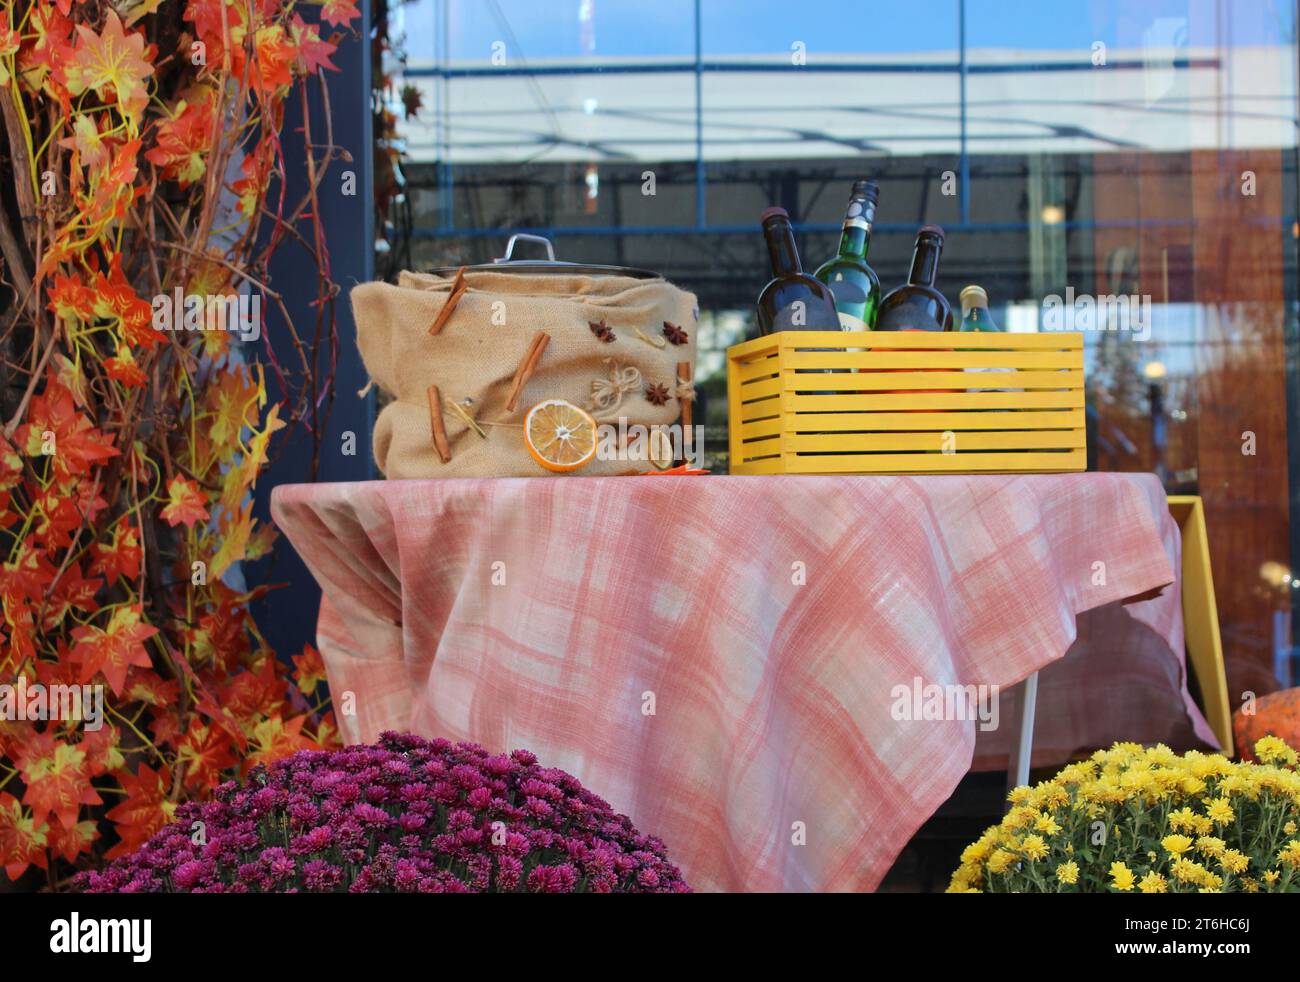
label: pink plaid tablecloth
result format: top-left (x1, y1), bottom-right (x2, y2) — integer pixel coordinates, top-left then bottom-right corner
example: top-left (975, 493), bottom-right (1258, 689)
top-left (270, 473), bottom-right (1215, 892)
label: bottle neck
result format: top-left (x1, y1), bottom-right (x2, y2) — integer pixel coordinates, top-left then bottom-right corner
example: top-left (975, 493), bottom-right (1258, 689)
top-left (908, 236), bottom-right (942, 287)
top-left (764, 220), bottom-right (802, 277)
top-left (837, 199), bottom-right (876, 261)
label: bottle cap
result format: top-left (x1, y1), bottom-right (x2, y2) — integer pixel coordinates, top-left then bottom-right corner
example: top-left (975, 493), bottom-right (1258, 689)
top-left (760, 206), bottom-right (790, 224)
top-left (851, 180), bottom-right (880, 203)
top-left (960, 285), bottom-right (988, 305)
top-left (919, 223), bottom-right (945, 240)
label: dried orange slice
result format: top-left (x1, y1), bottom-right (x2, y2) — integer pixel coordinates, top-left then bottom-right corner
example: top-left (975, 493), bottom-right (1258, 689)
top-left (524, 399), bottom-right (598, 473)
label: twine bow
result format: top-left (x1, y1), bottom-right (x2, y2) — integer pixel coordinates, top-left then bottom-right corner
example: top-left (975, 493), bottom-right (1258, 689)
top-left (587, 358), bottom-right (642, 418)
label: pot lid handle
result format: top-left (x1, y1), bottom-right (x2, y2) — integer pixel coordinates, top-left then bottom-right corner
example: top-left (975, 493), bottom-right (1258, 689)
top-left (496, 233), bottom-right (557, 263)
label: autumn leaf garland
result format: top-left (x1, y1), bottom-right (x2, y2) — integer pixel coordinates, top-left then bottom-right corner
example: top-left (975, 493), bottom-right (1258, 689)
top-left (0, 0), bottom-right (360, 886)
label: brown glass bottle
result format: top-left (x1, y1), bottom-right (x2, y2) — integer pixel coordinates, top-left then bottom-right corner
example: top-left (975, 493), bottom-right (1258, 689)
top-left (756, 207), bottom-right (841, 334)
top-left (876, 224), bottom-right (954, 332)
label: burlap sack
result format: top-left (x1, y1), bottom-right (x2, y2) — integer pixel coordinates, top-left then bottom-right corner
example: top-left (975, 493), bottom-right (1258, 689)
top-left (352, 269), bottom-right (698, 478)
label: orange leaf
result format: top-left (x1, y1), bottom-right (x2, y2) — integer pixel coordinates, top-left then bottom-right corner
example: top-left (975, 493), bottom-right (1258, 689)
top-left (321, 0), bottom-right (361, 28)
top-left (292, 644), bottom-right (327, 694)
top-left (69, 604), bottom-right (159, 695)
top-left (105, 764), bottom-right (174, 859)
top-left (14, 732), bottom-right (103, 829)
top-left (66, 10), bottom-right (153, 122)
top-left (210, 501), bottom-right (254, 580)
top-left (176, 720), bottom-right (237, 793)
top-left (0, 793), bottom-right (49, 881)
top-left (160, 475), bottom-right (210, 528)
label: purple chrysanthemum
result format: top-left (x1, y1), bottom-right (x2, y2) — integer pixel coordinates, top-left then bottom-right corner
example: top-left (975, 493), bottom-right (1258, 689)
top-left (77, 732), bottom-right (690, 894)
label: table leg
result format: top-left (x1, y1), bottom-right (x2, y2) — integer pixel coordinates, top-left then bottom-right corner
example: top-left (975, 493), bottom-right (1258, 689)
top-left (1006, 670), bottom-right (1040, 805)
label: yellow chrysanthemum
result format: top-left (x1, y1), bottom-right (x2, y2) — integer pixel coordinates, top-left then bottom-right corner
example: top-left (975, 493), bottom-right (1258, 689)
top-left (1285, 821), bottom-right (1298, 836)
top-left (1003, 806), bottom-right (1038, 832)
top-left (1021, 835), bottom-right (1048, 861)
top-left (1146, 744), bottom-right (1178, 766)
top-left (1056, 860), bottom-right (1079, 885)
top-left (1195, 836), bottom-right (1225, 857)
top-left (1277, 840), bottom-right (1300, 869)
top-left (1180, 775), bottom-right (1208, 795)
top-left (1255, 736), bottom-right (1299, 767)
top-left (988, 849), bottom-right (1017, 874)
top-left (1034, 814), bottom-right (1061, 837)
top-left (1168, 808), bottom-right (1199, 832)
top-left (960, 837), bottom-right (993, 866)
top-left (1138, 871), bottom-right (1168, 893)
top-left (1219, 850), bottom-right (1250, 874)
top-left (1206, 797), bottom-right (1234, 824)
top-left (1162, 834), bottom-right (1194, 856)
top-left (1109, 862), bottom-right (1136, 891)
top-left (1171, 858), bottom-right (1208, 884)
top-left (1007, 786), bottom-right (1033, 806)
top-left (1263, 870), bottom-right (1281, 886)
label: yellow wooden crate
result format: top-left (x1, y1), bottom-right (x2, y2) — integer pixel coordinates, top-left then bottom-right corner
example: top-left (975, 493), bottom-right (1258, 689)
top-left (727, 330), bottom-right (1087, 475)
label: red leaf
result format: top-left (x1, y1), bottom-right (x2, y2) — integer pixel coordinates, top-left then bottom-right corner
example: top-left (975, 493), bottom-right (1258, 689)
top-left (105, 764), bottom-right (173, 859)
top-left (14, 731), bottom-right (103, 830)
top-left (69, 604), bottom-right (158, 695)
top-left (0, 793), bottom-right (49, 881)
top-left (160, 475), bottom-right (209, 528)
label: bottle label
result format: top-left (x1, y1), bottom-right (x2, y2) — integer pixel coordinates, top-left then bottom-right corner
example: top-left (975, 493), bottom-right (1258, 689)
top-left (843, 217), bottom-right (872, 232)
top-left (837, 311), bottom-right (868, 330)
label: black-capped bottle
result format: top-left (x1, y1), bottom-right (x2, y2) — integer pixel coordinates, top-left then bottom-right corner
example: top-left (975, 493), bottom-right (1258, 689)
top-left (756, 206), bottom-right (840, 335)
top-left (876, 224), bottom-right (954, 332)
top-left (814, 180), bottom-right (881, 330)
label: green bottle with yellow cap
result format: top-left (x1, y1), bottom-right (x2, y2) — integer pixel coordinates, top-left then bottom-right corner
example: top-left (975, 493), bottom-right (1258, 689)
top-left (959, 285), bottom-right (1001, 332)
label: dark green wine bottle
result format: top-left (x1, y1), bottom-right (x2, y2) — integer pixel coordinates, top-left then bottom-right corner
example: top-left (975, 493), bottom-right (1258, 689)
top-left (876, 224), bottom-right (954, 332)
top-left (756, 207), bottom-right (841, 334)
top-left (814, 180), bottom-right (881, 330)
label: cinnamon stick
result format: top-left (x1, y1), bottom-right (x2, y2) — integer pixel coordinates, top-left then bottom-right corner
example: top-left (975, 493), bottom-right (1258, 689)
top-left (677, 361), bottom-right (694, 452)
top-left (427, 384), bottom-right (452, 463)
top-left (428, 267), bottom-right (468, 336)
top-left (505, 331), bottom-right (551, 412)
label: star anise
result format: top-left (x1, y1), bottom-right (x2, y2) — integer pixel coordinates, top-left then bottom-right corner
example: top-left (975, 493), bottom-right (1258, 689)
top-left (589, 319), bottom-right (616, 343)
top-left (662, 321), bottom-right (689, 345)
top-left (645, 382), bottom-right (671, 406)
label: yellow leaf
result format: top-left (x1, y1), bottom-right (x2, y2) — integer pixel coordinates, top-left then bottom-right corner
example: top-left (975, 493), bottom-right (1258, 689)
top-left (124, 0), bottom-right (168, 27)
top-left (210, 502), bottom-right (253, 580)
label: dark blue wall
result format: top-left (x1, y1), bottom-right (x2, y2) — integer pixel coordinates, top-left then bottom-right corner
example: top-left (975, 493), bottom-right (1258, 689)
top-left (250, 3), bottom-right (375, 659)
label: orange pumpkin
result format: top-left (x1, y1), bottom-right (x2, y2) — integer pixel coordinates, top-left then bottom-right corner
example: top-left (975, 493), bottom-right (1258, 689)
top-left (1233, 687), bottom-right (1300, 761)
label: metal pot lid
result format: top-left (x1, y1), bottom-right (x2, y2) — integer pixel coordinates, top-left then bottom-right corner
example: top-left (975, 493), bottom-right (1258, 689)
top-left (427, 233), bottom-right (661, 280)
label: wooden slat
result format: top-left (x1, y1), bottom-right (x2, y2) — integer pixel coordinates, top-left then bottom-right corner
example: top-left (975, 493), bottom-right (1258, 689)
top-left (782, 351), bottom-right (1081, 371)
top-left (731, 454), bottom-right (786, 474)
top-left (727, 335), bottom-right (783, 362)
top-left (784, 389), bottom-right (1085, 412)
top-left (739, 417), bottom-right (784, 440)
top-left (779, 370), bottom-right (1083, 392)
top-left (741, 450), bottom-right (1088, 474)
top-left (736, 376), bottom-right (783, 402)
top-left (786, 430), bottom-right (1086, 453)
top-left (775, 330), bottom-right (1084, 350)
top-left (1168, 495), bottom-right (1232, 753)
top-left (777, 410), bottom-right (1083, 431)
top-left (736, 357), bottom-right (783, 384)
